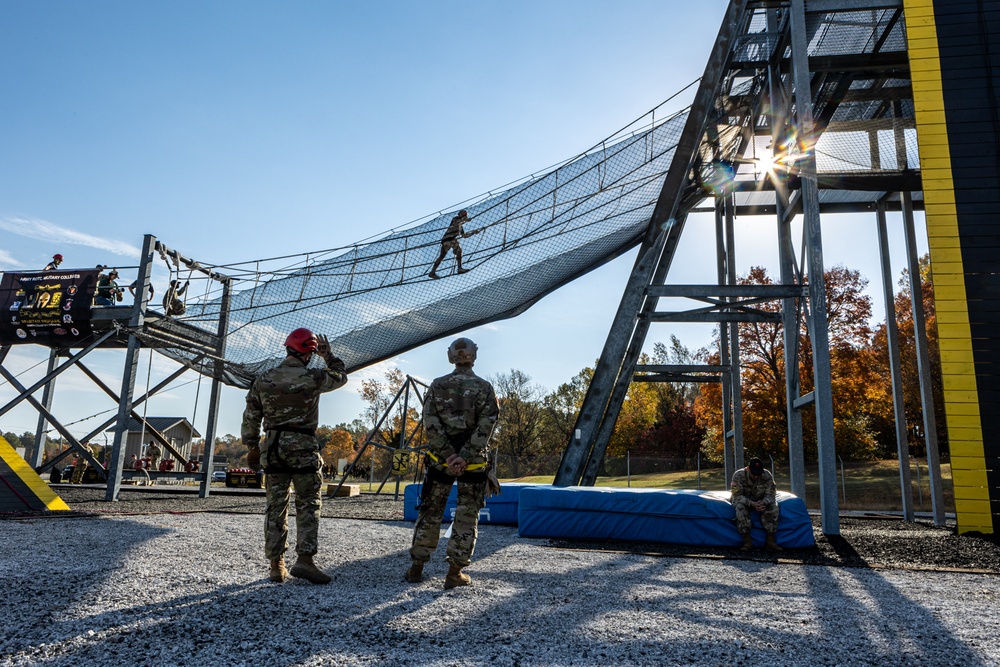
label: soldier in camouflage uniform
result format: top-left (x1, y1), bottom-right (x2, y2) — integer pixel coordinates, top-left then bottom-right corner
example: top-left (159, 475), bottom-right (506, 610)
top-left (69, 442), bottom-right (94, 483)
top-left (406, 337), bottom-right (500, 589)
top-left (428, 209), bottom-right (482, 279)
top-left (730, 457), bottom-right (782, 551)
top-left (242, 327), bottom-right (348, 584)
top-left (145, 441), bottom-right (161, 471)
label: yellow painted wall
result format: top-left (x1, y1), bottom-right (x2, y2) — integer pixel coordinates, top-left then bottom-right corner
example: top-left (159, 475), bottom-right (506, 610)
top-left (904, 0), bottom-right (992, 534)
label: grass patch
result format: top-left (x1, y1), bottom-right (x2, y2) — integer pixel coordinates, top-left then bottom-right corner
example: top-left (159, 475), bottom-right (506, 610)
top-left (504, 459), bottom-right (954, 513)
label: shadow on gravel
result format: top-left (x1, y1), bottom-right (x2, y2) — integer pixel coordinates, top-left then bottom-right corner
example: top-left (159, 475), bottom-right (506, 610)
top-left (3, 508), bottom-right (994, 666)
top-left (801, 556), bottom-right (987, 666)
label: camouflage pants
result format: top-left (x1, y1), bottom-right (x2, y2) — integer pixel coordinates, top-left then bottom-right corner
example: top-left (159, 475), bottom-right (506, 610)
top-left (263, 448), bottom-right (323, 561)
top-left (733, 498), bottom-right (780, 534)
top-left (409, 476), bottom-right (486, 567)
top-left (70, 461), bottom-right (88, 484)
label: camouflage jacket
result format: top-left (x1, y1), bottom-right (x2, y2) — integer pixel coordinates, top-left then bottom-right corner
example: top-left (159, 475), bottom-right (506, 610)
top-left (730, 467), bottom-right (777, 505)
top-left (423, 366), bottom-right (499, 466)
top-left (241, 354), bottom-right (348, 452)
top-left (442, 215), bottom-right (470, 244)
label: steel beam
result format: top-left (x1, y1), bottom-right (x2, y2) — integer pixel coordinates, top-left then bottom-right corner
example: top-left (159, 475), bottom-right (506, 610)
top-left (791, 0), bottom-right (840, 534)
top-left (876, 202), bottom-right (914, 521)
top-left (644, 311), bottom-right (783, 324)
top-left (106, 234), bottom-right (156, 500)
top-left (634, 364), bottom-right (728, 374)
top-left (901, 191), bottom-right (945, 525)
top-left (30, 348), bottom-right (58, 468)
top-left (198, 275), bottom-right (232, 498)
top-left (725, 195), bottom-right (746, 470)
top-left (767, 4), bottom-right (807, 499)
top-left (717, 203), bottom-right (735, 482)
top-left (647, 285), bottom-right (805, 298)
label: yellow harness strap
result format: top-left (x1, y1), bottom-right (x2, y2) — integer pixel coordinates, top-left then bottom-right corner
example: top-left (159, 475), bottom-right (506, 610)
top-left (426, 450), bottom-right (487, 471)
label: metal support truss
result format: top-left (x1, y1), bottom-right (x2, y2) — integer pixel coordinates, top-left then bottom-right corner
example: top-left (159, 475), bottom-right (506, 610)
top-left (555, 0), bottom-right (904, 534)
top-left (332, 375), bottom-right (428, 500)
top-left (876, 201), bottom-right (914, 521)
top-left (554, 0), bottom-right (752, 487)
top-left (0, 233), bottom-right (232, 499)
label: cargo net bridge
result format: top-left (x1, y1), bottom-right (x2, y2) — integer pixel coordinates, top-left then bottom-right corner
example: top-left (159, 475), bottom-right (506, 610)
top-left (133, 15), bottom-right (917, 393)
top-left (134, 95), bottom-right (697, 388)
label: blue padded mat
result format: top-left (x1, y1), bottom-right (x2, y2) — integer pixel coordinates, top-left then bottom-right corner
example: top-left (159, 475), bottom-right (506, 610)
top-left (517, 486), bottom-right (815, 549)
top-left (403, 482), bottom-right (540, 525)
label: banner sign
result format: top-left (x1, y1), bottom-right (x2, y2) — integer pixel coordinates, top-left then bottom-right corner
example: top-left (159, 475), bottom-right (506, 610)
top-left (0, 269), bottom-right (101, 346)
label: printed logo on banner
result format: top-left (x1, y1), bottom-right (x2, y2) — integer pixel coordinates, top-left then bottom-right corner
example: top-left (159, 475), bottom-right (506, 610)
top-left (0, 269), bottom-right (101, 346)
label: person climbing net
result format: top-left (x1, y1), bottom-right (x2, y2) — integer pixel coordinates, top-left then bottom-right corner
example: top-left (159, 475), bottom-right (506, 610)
top-left (428, 209), bottom-right (481, 279)
top-left (163, 279), bottom-right (190, 316)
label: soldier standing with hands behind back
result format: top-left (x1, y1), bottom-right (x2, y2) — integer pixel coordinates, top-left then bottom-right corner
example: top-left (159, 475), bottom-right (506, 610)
top-left (406, 337), bottom-right (499, 589)
top-left (242, 327), bottom-right (348, 584)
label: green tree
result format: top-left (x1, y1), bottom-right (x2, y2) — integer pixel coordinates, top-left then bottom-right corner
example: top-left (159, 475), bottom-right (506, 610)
top-left (541, 366), bottom-right (592, 449)
top-left (491, 369), bottom-right (546, 477)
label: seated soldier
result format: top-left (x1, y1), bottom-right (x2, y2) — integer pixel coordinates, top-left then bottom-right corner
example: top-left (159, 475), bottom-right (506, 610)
top-left (730, 457), bottom-right (781, 551)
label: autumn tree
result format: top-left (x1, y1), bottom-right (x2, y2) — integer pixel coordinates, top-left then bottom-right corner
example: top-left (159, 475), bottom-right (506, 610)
top-left (358, 367), bottom-right (422, 476)
top-left (606, 354), bottom-right (659, 458)
top-left (868, 254), bottom-right (946, 457)
top-left (695, 264), bottom-right (883, 464)
top-left (320, 428), bottom-right (358, 471)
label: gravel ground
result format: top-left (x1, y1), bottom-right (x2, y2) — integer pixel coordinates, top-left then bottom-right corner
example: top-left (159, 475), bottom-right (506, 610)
top-left (1, 486), bottom-right (998, 666)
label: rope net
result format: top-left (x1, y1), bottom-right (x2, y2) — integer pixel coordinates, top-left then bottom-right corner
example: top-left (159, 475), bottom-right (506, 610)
top-left (131, 6), bottom-right (918, 390)
top-left (140, 104), bottom-right (690, 388)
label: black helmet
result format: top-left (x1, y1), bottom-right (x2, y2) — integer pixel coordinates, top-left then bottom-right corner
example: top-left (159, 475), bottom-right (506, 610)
top-left (447, 337), bottom-right (477, 365)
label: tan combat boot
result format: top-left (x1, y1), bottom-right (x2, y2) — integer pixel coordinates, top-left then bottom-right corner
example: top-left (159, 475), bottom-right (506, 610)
top-left (740, 533), bottom-right (754, 551)
top-left (404, 561), bottom-right (424, 583)
top-left (289, 554), bottom-right (332, 585)
top-left (269, 558), bottom-right (289, 583)
top-left (765, 532), bottom-right (783, 552)
top-left (444, 564), bottom-right (471, 589)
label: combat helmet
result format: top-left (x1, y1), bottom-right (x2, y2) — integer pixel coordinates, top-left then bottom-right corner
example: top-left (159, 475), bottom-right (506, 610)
top-left (447, 337), bottom-right (478, 365)
top-left (285, 327), bottom-right (318, 355)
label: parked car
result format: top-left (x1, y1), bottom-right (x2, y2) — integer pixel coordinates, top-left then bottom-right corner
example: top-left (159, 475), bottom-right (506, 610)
top-left (212, 470), bottom-right (227, 483)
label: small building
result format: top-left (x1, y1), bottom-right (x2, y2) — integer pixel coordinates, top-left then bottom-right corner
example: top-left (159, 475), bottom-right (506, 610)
top-left (106, 417), bottom-right (201, 466)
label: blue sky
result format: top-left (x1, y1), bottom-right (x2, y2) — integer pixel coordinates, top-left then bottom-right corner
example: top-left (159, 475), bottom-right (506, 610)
top-left (0, 1), bottom-right (926, 445)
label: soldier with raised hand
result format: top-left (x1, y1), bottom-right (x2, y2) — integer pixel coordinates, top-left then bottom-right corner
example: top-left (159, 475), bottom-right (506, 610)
top-left (405, 337), bottom-right (500, 589)
top-left (71, 441), bottom-right (93, 483)
top-left (730, 457), bottom-right (782, 551)
top-left (242, 327), bottom-right (348, 584)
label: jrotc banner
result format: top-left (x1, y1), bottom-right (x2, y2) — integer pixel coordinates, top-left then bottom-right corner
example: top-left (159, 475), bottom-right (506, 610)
top-left (0, 269), bottom-right (101, 346)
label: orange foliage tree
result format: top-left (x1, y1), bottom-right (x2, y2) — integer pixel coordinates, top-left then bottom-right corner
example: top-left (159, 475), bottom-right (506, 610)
top-left (694, 265), bottom-right (884, 463)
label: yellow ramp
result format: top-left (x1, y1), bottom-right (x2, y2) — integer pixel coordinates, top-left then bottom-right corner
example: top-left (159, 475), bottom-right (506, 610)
top-left (0, 435), bottom-right (70, 512)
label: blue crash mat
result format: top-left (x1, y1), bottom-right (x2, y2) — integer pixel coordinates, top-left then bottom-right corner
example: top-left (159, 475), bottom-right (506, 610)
top-left (403, 482), bottom-right (540, 525)
top-left (517, 486), bottom-right (815, 549)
